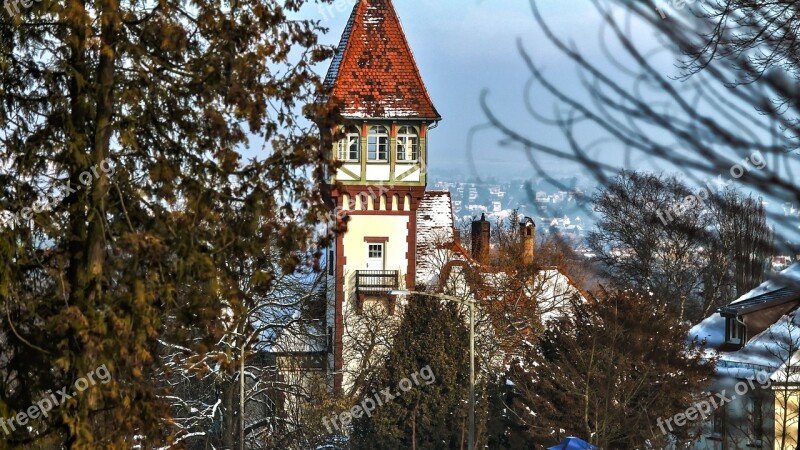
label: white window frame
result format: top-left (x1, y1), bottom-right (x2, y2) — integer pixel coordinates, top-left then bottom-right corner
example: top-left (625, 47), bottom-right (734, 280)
top-left (367, 243), bottom-right (384, 260)
top-left (728, 318), bottom-right (743, 344)
top-left (396, 126), bottom-right (419, 162)
top-left (337, 126), bottom-right (361, 162)
top-left (368, 126), bottom-right (389, 162)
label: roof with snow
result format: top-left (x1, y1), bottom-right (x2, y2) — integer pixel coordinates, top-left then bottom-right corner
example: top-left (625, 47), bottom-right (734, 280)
top-left (690, 263), bottom-right (800, 381)
top-left (413, 191), bottom-right (586, 316)
top-left (322, 0), bottom-right (441, 120)
top-left (416, 191), bottom-right (460, 285)
top-left (720, 286), bottom-right (800, 316)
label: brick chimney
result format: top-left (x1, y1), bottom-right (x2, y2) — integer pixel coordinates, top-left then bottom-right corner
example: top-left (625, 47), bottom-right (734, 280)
top-left (520, 217), bottom-right (536, 265)
top-left (471, 213), bottom-right (490, 264)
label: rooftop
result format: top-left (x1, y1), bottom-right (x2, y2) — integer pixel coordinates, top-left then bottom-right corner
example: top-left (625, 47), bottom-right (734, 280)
top-left (323, 0), bottom-right (441, 120)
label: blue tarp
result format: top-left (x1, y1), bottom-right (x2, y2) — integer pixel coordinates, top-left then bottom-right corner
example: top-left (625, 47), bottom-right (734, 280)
top-left (547, 436), bottom-right (598, 450)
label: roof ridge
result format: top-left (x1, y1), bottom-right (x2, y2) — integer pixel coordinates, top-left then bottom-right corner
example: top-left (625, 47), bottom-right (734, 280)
top-left (323, 0), bottom-right (360, 88)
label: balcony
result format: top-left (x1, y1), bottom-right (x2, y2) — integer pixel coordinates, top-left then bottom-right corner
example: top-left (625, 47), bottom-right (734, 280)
top-left (355, 270), bottom-right (400, 314)
top-left (356, 270), bottom-right (399, 294)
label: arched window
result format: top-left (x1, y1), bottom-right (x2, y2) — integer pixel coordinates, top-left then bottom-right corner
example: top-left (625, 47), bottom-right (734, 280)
top-left (368, 126), bottom-right (389, 161)
top-left (396, 126), bottom-right (419, 162)
top-left (337, 126), bottom-right (361, 162)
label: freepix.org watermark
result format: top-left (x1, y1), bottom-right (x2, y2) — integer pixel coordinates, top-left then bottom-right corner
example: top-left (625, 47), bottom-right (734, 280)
top-left (652, 151), bottom-right (766, 226)
top-left (3, 0), bottom-right (42, 17)
top-left (0, 159), bottom-right (115, 229)
top-left (318, 0), bottom-right (357, 21)
top-left (656, 372), bottom-right (772, 435)
top-left (0, 364), bottom-right (111, 435)
top-left (322, 365), bottom-right (436, 433)
top-left (654, 0), bottom-right (712, 19)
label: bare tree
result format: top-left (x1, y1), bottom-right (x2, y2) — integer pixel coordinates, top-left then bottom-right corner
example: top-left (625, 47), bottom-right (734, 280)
top-left (586, 171), bottom-right (772, 322)
top-left (480, 0), bottom-right (799, 256)
top-left (506, 288), bottom-right (716, 448)
top-left (155, 254), bottom-right (331, 450)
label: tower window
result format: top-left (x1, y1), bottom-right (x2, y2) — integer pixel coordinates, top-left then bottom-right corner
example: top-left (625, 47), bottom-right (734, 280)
top-left (368, 126), bottom-right (389, 161)
top-left (337, 126), bottom-right (361, 162)
top-left (396, 126), bottom-right (419, 162)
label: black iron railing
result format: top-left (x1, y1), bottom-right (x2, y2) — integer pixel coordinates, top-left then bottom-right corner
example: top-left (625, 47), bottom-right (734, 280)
top-left (355, 270), bottom-right (399, 294)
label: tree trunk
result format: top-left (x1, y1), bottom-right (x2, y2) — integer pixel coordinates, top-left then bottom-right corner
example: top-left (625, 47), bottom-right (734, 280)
top-left (412, 408), bottom-right (417, 450)
top-left (460, 416), bottom-right (465, 450)
top-left (222, 379), bottom-right (236, 449)
top-left (240, 339), bottom-right (246, 450)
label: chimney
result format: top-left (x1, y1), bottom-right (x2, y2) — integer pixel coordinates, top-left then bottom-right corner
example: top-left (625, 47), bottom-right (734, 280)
top-left (520, 217), bottom-right (536, 265)
top-left (453, 226), bottom-right (461, 245)
top-left (471, 213), bottom-right (490, 264)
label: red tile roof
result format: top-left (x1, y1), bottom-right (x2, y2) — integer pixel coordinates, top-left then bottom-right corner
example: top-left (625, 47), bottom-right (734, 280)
top-left (323, 0), bottom-right (441, 121)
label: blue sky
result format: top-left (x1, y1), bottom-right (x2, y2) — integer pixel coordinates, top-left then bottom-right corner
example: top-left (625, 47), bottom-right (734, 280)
top-left (288, 0), bottom-right (800, 242)
top-left (297, 0), bottom-right (672, 180)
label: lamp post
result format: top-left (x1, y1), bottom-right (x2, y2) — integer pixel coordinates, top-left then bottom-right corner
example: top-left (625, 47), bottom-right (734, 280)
top-left (388, 289), bottom-right (475, 450)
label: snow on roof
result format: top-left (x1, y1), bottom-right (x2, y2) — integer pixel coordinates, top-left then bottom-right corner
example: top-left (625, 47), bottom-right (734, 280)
top-left (730, 262), bottom-right (800, 305)
top-left (416, 191), bottom-right (458, 286)
top-left (689, 313), bottom-right (727, 349)
top-left (441, 265), bottom-right (585, 322)
top-left (690, 266), bottom-right (800, 381)
top-left (714, 310), bottom-right (800, 381)
top-left (534, 268), bottom-right (585, 321)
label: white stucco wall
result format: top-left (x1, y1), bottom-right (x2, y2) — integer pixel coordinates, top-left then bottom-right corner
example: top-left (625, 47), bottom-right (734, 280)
top-left (340, 214), bottom-right (410, 392)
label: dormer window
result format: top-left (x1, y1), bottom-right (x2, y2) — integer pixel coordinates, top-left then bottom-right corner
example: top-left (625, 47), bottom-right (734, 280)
top-left (396, 126), bottom-right (419, 162)
top-left (337, 126), bottom-right (361, 162)
top-left (368, 126), bottom-right (389, 161)
top-left (726, 317), bottom-right (745, 346)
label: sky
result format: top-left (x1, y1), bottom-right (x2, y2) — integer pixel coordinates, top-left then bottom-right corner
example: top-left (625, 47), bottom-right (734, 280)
top-left (299, 0), bottom-right (667, 180)
top-left (290, 0), bottom-right (800, 241)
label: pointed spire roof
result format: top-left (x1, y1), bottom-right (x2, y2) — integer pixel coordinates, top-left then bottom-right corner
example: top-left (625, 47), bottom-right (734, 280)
top-left (323, 0), bottom-right (441, 121)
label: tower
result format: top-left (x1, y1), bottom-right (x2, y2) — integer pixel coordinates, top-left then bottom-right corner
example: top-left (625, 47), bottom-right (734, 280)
top-left (322, 0), bottom-right (441, 392)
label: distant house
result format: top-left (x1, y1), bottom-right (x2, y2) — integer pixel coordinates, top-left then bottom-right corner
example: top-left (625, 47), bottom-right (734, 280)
top-left (772, 256), bottom-right (793, 271)
top-left (690, 264), bottom-right (800, 449)
top-left (535, 191), bottom-right (550, 203)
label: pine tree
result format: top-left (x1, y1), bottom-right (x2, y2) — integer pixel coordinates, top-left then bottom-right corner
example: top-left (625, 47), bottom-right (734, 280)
top-left (351, 296), bottom-right (474, 450)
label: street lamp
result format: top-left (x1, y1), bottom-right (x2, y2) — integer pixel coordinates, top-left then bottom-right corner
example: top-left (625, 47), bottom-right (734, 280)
top-left (388, 289), bottom-right (475, 450)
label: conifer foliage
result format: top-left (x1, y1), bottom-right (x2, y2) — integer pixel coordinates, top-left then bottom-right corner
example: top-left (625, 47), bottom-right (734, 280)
top-left (505, 289), bottom-right (716, 448)
top-left (0, 0), bottom-right (335, 447)
top-left (351, 296), bottom-right (476, 450)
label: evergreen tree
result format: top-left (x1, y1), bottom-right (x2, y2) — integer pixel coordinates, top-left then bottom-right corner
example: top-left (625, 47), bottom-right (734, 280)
top-left (0, 1), bottom-right (335, 447)
top-left (506, 288), bottom-right (716, 448)
top-left (351, 296), bottom-right (474, 450)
